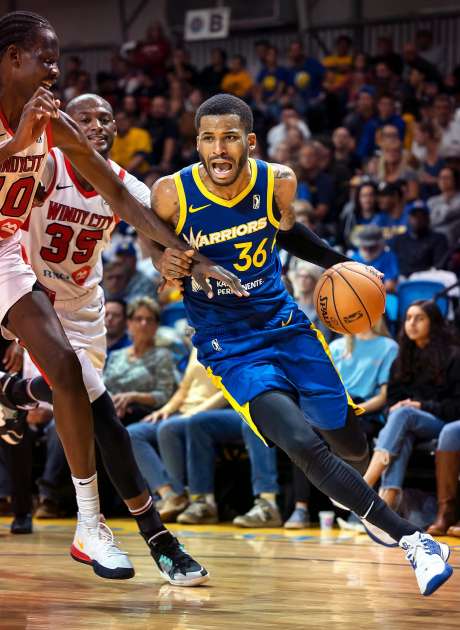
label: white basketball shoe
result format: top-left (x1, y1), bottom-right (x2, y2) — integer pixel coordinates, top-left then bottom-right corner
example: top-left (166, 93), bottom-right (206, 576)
top-left (70, 513), bottom-right (134, 579)
top-left (399, 531), bottom-right (453, 596)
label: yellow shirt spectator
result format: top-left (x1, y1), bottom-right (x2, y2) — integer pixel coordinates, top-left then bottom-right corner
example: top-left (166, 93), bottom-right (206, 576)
top-left (110, 112), bottom-right (152, 174)
top-left (221, 54), bottom-right (254, 98)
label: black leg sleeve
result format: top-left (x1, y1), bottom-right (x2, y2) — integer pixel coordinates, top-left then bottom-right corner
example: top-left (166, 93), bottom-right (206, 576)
top-left (319, 408), bottom-right (370, 475)
top-left (249, 391), bottom-right (417, 541)
top-left (91, 391), bottom-right (147, 500)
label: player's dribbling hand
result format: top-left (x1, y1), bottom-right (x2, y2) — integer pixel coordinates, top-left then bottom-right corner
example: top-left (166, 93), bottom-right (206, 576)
top-left (191, 261), bottom-right (250, 299)
top-left (9, 87), bottom-right (60, 153)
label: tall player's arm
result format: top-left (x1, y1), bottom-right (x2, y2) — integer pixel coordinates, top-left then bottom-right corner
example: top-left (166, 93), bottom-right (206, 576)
top-left (272, 163), bottom-right (351, 269)
top-left (50, 113), bottom-right (191, 252)
top-left (51, 116), bottom-right (246, 296)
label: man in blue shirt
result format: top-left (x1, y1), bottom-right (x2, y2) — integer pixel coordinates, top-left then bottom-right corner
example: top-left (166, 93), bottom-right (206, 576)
top-left (287, 40), bottom-right (325, 103)
top-left (358, 94), bottom-right (406, 158)
top-left (351, 225), bottom-right (399, 292)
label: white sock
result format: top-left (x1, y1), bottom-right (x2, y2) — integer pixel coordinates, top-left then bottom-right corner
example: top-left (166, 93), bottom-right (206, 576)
top-left (72, 473), bottom-right (100, 521)
top-left (260, 492), bottom-right (277, 508)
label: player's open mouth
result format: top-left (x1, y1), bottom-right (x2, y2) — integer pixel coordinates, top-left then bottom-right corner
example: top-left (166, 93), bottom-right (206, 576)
top-left (211, 160), bottom-right (233, 178)
top-left (89, 135), bottom-right (107, 144)
top-left (41, 80), bottom-right (55, 89)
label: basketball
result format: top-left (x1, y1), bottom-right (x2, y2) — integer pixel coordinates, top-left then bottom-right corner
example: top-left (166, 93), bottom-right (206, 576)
top-left (313, 261), bottom-right (386, 334)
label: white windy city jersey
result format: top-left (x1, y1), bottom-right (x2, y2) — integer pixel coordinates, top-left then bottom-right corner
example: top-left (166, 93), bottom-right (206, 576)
top-left (21, 147), bottom-right (151, 304)
top-left (0, 113), bottom-right (51, 242)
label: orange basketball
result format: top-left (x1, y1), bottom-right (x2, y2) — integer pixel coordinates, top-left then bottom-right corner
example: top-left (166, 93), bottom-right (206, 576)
top-left (313, 261), bottom-right (386, 334)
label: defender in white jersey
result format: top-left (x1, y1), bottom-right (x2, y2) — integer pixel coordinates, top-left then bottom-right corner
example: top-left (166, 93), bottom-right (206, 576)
top-left (7, 93), bottom-right (208, 586)
top-left (22, 146), bottom-right (151, 402)
top-left (0, 11), bottom-right (227, 583)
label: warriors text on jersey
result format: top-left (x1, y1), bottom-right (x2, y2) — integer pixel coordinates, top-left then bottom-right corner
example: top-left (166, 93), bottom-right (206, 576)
top-left (0, 111), bottom-right (51, 242)
top-left (21, 147), bottom-right (150, 306)
top-left (174, 158), bottom-right (294, 332)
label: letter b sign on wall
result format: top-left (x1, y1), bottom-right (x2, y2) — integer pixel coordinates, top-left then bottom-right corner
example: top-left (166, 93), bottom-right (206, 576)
top-left (185, 7), bottom-right (231, 41)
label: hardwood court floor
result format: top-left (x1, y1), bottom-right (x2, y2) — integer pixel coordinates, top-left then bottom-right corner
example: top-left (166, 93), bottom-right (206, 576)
top-left (0, 517), bottom-right (459, 630)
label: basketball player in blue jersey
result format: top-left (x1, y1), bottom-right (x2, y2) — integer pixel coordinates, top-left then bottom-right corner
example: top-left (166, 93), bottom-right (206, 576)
top-left (147, 94), bottom-right (453, 596)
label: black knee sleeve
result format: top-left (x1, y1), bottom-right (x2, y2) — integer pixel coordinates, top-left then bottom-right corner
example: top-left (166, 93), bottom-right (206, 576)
top-left (92, 392), bottom-right (147, 500)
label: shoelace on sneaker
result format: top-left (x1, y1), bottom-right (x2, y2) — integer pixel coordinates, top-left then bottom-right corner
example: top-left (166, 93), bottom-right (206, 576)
top-left (404, 537), bottom-right (440, 569)
top-left (96, 522), bottom-right (129, 557)
top-left (155, 537), bottom-right (196, 574)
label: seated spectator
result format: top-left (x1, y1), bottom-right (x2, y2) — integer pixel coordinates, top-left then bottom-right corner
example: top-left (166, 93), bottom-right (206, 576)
top-left (428, 166), bottom-right (460, 247)
top-left (267, 104), bottom-right (311, 159)
top-left (357, 93), bottom-right (405, 159)
top-left (392, 201), bottom-right (448, 278)
top-left (426, 420), bottom-right (460, 537)
top-left (344, 87), bottom-right (376, 144)
top-left (375, 181), bottom-right (410, 241)
top-left (221, 54), bottom-right (253, 98)
top-left (199, 48), bottom-right (228, 96)
top-left (127, 348), bottom-right (225, 519)
top-left (322, 35), bottom-right (353, 91)
top-left (104, 297), bottom-right (175, 423)
top-left (296, 142), bottom-right (334, 222)
top-left (411, 120), bottom-right (445, 199)
top-left (433, 94), bottom-right (460, 159)
top-left (402, 42), bottom-right (440, 85)
top-left (351, 225), bottom-right (399, 292)
top-left (286, 40), bottom-right (325, 107)
top-left (166, 47), bottom-right (199, 91)
top-left (105, 299), bottom-right (132, 356)
top-left (372, 61), bottom-right (402, 101)
top-left (110, 111), bottom-right (152, 176)
top-left (103, 242), bottom-right (157, 303)
top-left (341, 181), bottom-right (384, 247)
top-left (132, 21), bottom-right (171, 80)
top-left (315, 138), bottom-right (353, 216)
top-left (375, 138), bottom-right (419, 200)
top-left (158, 408), bottom-right (281, 527)
top-left (332, 126), bottom-right (361, 172)
top-left (256, 45), bottom-right (288, 112)
top-left (330, 317), bottom-right (399, 439)
top-left (363, 301), bottom-right (460, 510)
top-left (373, 36), bottom-right (403, 76)
top-left (143, 95), bottom-right (178, 176)
top-left (289, 261), bottom-right (330, 341)
top-left (416, 29), bottom-right (444, 71)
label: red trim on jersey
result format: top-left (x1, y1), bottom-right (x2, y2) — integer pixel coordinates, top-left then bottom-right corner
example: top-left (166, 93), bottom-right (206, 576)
top-left (42, 149), bottom-right (58, 201)
top-left (20, 244), bottom-right (30, 264)
top-left (119, 168), bottom-right (126, 181)
top-left (63, 155), bottom-right (99, 198)
top-left (45, 122), bottom-right (54, 149)
top-left (0, 106), bottom-right (14, 136)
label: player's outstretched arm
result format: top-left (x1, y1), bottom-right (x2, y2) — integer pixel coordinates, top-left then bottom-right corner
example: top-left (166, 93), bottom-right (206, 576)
top-left (149, 176), bottom-right (249, 298)
top-left (272, 163), bottom-right (351, 269)
top-left (50, 113), bottom-right (189, 251)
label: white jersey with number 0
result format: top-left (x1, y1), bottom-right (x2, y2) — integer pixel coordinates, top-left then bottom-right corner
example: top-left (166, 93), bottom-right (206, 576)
top-left (0, 113), bottom-right (52, 338)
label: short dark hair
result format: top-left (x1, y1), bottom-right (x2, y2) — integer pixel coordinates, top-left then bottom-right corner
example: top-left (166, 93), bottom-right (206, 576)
top-left (106, 298), bottom-right (127, 319)
top-left (0, 11), bottom-right (53, 58)
top-left (195, 93), bottom-right (254, 134)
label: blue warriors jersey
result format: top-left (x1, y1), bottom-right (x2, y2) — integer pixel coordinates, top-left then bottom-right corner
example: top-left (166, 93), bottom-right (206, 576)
top-left (173, 158), bottom-right (294, 332)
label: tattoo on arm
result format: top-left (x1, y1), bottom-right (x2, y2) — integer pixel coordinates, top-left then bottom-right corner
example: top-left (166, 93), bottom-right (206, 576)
top-left (273, 164), bottom-right (294, 180)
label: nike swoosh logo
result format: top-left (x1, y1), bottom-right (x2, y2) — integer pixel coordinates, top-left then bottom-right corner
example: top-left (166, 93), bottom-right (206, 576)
top-left (0, 132), bottom-right (6, 137)
top-left (78, 480), bottom-right (93, 486)
top-left (281, 311), bottom-right (293, 327)
top-left (189, 203), bottom-right (211, 213)
top-left (56, 184), bottom-right (73, 190)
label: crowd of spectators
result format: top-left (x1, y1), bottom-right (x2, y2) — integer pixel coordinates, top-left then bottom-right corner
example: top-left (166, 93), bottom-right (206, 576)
top-left (1, 21), bottom-right (460, 534)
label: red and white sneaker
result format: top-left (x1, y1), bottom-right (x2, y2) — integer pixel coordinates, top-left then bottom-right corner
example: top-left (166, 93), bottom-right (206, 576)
top-left (70, 513), bottom-right (134, 579)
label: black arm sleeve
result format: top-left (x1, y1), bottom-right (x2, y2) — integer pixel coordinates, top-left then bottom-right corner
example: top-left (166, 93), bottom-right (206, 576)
top-left (277, 222), bottom-right (351, 269)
